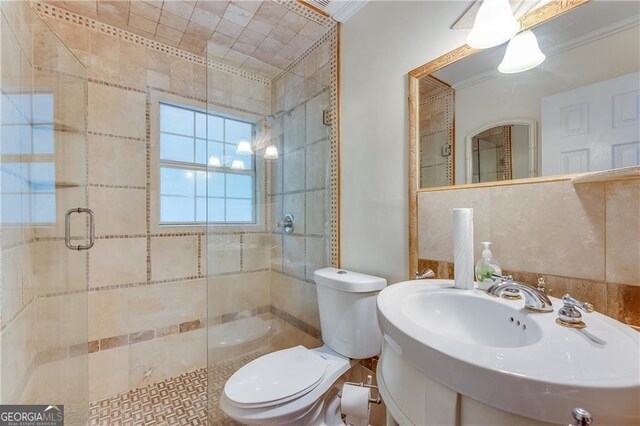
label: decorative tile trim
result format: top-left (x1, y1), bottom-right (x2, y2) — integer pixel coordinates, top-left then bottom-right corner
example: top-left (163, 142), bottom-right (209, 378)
top-left (150, 86), bottom-right (266, 117)
top-left (273, 22), bottom-right (337, 83)
top-left (37, 268), bottom-right (272, 298)
top-left (87, 131), bottom-right (146, 142)
top-left (273, 0), bottom-right (335, 28)
top-left (89, 184), bottom-right (146, 190)
top-left (328, 25), bottom-right (340, 268)
top-left (37, 317), bottom-right (208, 366)
top-left (35, 301), bottom-right (320, 363)
top-left (31, 1), bottom-right (271, 86)
top-left (1, 237), bottom-right (36, 252)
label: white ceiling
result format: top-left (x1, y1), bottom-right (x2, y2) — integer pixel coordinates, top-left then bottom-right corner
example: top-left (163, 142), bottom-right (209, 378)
top-left (434, 1), bottom-right (640, 87)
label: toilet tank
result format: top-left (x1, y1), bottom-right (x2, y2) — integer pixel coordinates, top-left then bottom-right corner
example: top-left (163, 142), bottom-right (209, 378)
top-left (314, 268), bottom-right (387, 359)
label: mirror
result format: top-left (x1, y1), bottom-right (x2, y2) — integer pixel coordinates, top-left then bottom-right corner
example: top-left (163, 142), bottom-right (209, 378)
top-left (411, 0), bottom-right (640, 189)
top-left (467, 121), bottom-right (535, 183)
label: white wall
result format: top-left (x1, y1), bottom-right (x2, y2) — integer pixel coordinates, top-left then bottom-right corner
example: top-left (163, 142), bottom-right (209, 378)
top-left (340, 1), bottom-right (470, 284)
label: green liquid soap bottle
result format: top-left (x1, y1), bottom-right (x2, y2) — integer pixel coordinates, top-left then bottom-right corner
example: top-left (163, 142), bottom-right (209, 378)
top-left (475, 241), bottom-right (502, 290)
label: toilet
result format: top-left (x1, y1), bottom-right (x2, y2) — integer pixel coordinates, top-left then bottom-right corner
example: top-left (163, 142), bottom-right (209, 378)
top-left (220, 267), bottom-right (387, 425)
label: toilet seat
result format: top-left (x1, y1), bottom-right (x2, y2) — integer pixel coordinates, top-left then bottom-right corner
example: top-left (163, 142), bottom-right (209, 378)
top-left (224, 346), bottom-right (328, 408)
top-left (220, 345), bottom-right (356, 425)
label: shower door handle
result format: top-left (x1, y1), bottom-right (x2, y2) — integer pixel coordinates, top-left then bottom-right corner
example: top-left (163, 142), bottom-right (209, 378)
top-left (65, 208), bottom-right (95, 251)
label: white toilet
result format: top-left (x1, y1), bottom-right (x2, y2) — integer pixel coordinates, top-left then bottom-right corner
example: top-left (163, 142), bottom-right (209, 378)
top-left (220, 267), bottom-right (387, 425)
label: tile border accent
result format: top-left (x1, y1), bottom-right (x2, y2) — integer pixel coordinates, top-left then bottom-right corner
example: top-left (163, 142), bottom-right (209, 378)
top-left (273, 22), bottom-right (337, 83)
top-left (273, 0), bottom-right (335, 28)
top-left (31, 1), bottom-right (271, 86)
top-left (36, 302), bottom-right (321, 363)
top-left (36, 317), bottom-right (208, 366)
top-left (328, 25), bottom-right (340, 267)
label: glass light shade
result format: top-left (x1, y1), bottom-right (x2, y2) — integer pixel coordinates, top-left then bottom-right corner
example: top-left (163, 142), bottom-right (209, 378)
top-left (263, 144), bottom-right (279, 160)
top-left (467, 0), bottom-right (520, 49)
top-left (231, 160), bottom-right (245, 170)
top-left (208, 156), bottom-right (221, 167)
top-left (235, 140), bottom-right (253, 155)
top-left (498, 30), bottom-right (546, 74)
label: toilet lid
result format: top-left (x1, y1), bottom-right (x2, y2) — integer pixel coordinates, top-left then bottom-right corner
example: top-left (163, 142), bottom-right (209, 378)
top-left (224, 346), bottom-right (328, 407)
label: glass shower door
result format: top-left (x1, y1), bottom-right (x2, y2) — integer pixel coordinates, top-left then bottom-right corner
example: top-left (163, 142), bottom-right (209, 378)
top-left (1, 2), bottom-right (90, 423)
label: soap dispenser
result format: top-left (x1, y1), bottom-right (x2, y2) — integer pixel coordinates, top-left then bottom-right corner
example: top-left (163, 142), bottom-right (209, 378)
top-left (475, 241), bottom-right (502, 290)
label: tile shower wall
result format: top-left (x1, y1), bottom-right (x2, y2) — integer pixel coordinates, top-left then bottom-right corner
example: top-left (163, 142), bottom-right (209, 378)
top-left (0, 1), bottom-right (38, 404)
top-left (37, 10), bottom-right (273, 401)
top-left (418, 179), bottom-right (640, 328)
top-left (268, 32), bottom-right (334, 336)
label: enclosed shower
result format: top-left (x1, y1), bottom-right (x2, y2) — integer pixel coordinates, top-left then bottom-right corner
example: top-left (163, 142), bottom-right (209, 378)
top-left (0, 0), bottom-right (340, 423)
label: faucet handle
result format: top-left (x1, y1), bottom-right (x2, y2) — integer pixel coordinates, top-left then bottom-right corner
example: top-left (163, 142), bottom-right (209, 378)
top-left (537, 277), bottom-right (546, 294)
top-left (562, 294), bottom-right (594, 313)
top-left (557, 294), bottom-right (593, 328)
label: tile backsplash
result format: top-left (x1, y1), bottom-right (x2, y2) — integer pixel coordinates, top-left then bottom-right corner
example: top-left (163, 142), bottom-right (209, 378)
top-left (418, 178), bottom-right (640, 328)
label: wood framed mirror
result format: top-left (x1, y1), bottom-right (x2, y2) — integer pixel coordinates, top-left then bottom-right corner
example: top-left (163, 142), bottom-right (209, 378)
top-left (407, 0), bottom-right (640, 275)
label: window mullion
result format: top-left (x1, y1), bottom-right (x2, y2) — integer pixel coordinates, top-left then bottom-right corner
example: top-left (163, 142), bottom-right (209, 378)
top-left (159, 103), bottom-right (257, 225)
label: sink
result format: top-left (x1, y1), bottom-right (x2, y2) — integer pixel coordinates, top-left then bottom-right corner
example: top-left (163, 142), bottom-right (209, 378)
top-left (377, 280), bottom-right (640, 424)
top-left (402, 291), bottom-right (543, 347)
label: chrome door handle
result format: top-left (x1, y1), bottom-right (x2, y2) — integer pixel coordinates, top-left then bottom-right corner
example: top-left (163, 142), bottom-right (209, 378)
top-left (65, 208), bottom-right (95, 250)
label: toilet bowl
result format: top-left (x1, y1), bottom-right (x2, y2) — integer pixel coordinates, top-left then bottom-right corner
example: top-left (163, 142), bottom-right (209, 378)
top-left (220, 268), bottom-right (387, 425)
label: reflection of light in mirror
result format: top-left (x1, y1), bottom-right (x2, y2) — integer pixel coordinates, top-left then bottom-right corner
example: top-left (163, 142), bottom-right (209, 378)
top-left (499, 30), bottom-right (546, 74)
top-left (185, 171), bottom-right (194, 178)
top-left (235, 140), bottom-right (253, 155)
top-left (208, 156), bottom-right (221, 167)
top-left (231, 160), bottom-right (245, 170)
top-left (467, 0), bottom-right (520, 49)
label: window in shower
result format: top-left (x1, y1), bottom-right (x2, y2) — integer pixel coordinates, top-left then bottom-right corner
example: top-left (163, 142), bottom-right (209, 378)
top-left (159, 102), bottom-right (256, 224)
top-left (0, 92), bottom-right (56, 224)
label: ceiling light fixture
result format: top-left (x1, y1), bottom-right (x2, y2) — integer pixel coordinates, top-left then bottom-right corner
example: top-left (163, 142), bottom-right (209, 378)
top-left (498, 30), bottom-right (546, 73)
top-left (263, 144), bottom-right (279, 160)
top-left (208, 156), bottom-right (221, 167)
top-left (467, 0), bottom-right (520, 49)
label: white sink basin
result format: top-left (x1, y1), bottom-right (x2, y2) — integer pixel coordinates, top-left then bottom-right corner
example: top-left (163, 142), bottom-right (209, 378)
top-left (377, 280), bottom-right (640, 424)
top-left (403, 291), bottom-right (543, 347)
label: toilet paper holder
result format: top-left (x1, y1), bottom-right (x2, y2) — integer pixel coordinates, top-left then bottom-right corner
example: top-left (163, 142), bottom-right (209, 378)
top-left (338, 376), bottom-right (382, 405)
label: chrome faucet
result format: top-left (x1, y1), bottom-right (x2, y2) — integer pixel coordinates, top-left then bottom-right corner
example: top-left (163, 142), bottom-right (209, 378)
top-left (486, 276), bottom-right (554, 313)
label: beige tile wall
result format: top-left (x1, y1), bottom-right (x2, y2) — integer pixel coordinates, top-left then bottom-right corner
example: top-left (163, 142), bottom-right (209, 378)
top-left (418, 178), bottom-right (640, 327)
top-left (267, 31), bottom-right (335, 335)
top-left (37, 10), bottom-right (274, 401)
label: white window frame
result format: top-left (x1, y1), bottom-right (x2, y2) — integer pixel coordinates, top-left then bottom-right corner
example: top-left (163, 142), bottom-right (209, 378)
top-left (157, 100), bottom-right (258, 226)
